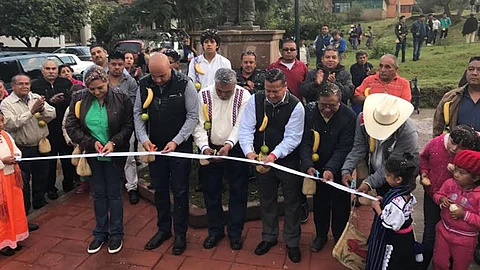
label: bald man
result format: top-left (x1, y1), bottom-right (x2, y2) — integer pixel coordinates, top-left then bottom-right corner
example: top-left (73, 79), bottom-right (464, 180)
top-left (31, 60), bottom-right (75, 200)
top-left (134, 53), bottom-right (198, 255)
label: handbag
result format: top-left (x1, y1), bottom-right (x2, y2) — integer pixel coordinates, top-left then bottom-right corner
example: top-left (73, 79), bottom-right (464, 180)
top-left (332, 208), bottom-right (368, 270)
top-left (71, 145), bottom-right (81, 166)
top-left (76, 151), bottom-right (92, 177)
top-left (302, 177), bottom-right (316, 196)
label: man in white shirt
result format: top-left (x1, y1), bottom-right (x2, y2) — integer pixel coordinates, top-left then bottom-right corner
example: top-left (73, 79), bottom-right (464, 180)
top-left (432, 16), bottom-right (441, 45)
top-left (193, 68), bottom-right (251, 250)
top-left (188, 29), bottom-right (231, 91)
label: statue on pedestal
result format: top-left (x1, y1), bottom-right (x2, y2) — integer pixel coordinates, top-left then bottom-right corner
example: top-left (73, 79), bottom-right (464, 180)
top-left (224, 0), bottom-right (255, 28)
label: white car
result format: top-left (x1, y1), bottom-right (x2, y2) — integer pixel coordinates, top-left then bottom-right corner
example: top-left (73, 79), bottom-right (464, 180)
top-left (53, 53), bottom-right (94, 74)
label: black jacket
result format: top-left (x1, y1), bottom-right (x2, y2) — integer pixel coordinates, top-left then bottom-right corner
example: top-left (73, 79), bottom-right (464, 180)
top-left (300, 63), bottom-right (354, 104)
top-left (463, 16), bottom-right (479, 35)
top-left (299, 102), bottom-right (356, 182)
top-left (65, 87), bottom-right (134, 155)
top-left (236, 69), bottom-right (265, 93)
top-left (350, 62), bottom-right (374, 87)
top-left (31, 77), bottom-right (72, 136)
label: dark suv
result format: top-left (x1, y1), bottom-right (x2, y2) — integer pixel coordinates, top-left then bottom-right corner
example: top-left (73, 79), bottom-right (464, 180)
top-left (0, 54), bottom-right (64, 92)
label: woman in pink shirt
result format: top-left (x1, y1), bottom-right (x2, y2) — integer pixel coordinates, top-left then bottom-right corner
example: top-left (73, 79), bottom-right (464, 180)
top-left (419, 125), bottom-right (479, 269)
top-left (433, 150), bottom-right (480, 270)
top-left (59, 64), bottom-right (84, 86)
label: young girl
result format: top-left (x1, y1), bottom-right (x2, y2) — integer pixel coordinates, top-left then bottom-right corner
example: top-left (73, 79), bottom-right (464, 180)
top-left (366, 153), bottom-right (417, 270)
top-left (432, 150), bottom-right (480, 270)
top-left (420, 125), bottom-right (479, 268)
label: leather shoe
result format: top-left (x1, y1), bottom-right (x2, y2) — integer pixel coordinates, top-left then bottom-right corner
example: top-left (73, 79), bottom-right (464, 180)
top-left (310, 237), bottom-right (327, 252)
top-left (254, 240), bottom-right (277, 255)
top-left (172, 235), bottom-right (187, 255)
top-left (287, 246), bottom-right (301, 263)
top-left (28, 223), bottom-right (39, 232)
top-left (128, 190), bottom-right (140, 205)
top-left (229, 238), bottom-right (243, 250)
top-left (203, 235), bottom-right (224, 249)
top-left (145, 231), bottom-right (172, 250)
top-left (47, 190), bottom-right (58, 200)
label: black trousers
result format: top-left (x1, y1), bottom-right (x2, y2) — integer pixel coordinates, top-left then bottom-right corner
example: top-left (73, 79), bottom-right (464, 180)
top-left (421, 193), bottom-right (441, 269)
top-left (385, 230), bottom-right (416, 270)
top-left (257, 164), bottom-right (302, 247)
top-left (313, 180), bottom-right (351, 242)
top-left (149, 156), bottom-right (191, 236)
top-left (394, 39), bottom-right (406, 62)
top-left (440, 28), bottom-right (449, 39)
top-left (18, 146), bottom-right (48, 214)
top-left (201, 147), bottom-right (249, 239)
top-left (46, 131), bottom-right (76, 192)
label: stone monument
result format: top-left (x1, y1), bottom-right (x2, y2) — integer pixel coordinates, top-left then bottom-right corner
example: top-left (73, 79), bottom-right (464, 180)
top-left (190, 0), bottom-right (285, 70)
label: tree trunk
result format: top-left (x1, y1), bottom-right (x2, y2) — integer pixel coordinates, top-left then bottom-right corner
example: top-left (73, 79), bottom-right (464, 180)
top-left (444, 3), bottom-right (452, 17)
top-left (34, 37), bottom-right (41, 49)
top-left (15, 36), bottom-right (32, 48)
top-left (454, 0), bottom-right (470, 23)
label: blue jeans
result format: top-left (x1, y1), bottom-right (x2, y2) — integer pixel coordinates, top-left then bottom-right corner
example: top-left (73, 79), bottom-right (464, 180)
top-left (88, 158), bottom-right (125, 241)
top-left (413, 38), bottom-right (423, 60)
top-left (149, 156), bottom-right (191, 236)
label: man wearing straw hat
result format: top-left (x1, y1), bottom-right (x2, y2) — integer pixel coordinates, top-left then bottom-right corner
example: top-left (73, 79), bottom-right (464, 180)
top-left (341, 93), bottom-right (419, 197)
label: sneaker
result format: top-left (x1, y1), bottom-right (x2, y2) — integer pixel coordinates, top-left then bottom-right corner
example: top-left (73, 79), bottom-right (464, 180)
top-left (108, 239), bottom-right (123, 254)
top-left (300, 202), bottom-right (309, 224)
top-left (87, 239), bottom-right (104, 254)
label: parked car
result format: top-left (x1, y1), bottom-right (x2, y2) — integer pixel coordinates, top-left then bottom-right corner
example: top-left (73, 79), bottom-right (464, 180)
top-left (53, 46), bottom-right (91, 61)
top-left (0, 54), bottom-right (64, 92)
top-left (53, 53), bottom-right (94, 74)
top-left (0, 51), bottom-right (44, 58)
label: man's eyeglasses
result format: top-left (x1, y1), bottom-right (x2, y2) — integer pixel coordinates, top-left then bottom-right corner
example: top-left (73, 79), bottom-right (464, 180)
top-left (282, 48), bottom-right (297, 52)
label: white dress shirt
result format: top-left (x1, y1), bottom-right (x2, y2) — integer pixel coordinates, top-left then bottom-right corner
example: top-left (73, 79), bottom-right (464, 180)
top-left (188, 54), bottom-right (232, 89)
top-left (193, 84), bottom-right (251, 152)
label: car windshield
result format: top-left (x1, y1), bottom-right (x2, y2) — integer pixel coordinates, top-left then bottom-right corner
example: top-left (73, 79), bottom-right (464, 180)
top-left (115, 43), bottom-right (142, 53)
top-left (19, 56), bottom-right (63, 79)
top-left (78, 47), bottom-right (90, 55)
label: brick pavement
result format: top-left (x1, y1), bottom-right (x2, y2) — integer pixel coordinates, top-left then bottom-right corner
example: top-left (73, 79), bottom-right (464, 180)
top-left (0, 191), bottom-right (375, 270)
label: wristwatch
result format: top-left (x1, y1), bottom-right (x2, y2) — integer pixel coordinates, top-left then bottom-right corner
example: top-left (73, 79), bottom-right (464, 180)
top-left (108, 141), bottom-right (116, 147)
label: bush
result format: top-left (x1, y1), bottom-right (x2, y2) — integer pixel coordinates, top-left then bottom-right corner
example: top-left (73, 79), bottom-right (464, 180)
top-left (345, 2), bottom-right (364, 23)
top-left (369, 41), bottom-right (395, 59)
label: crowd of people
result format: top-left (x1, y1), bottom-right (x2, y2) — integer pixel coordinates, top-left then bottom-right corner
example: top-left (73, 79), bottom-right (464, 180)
top-left (0, 27), bottom-right (479, 270)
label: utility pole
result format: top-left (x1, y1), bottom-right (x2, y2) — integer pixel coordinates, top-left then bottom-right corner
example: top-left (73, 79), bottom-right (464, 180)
top-left (294, 0), bottom-right (300, 60)
top-left (397, 0), bottom-right (401, 17)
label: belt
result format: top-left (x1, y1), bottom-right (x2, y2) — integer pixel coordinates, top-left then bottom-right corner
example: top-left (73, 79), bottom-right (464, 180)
top-left (396, 225), bottom-right (413, 235)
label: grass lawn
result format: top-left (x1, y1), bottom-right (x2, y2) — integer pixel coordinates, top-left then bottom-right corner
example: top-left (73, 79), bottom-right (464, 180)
top-left (310, 15), bottom-right (480, 94)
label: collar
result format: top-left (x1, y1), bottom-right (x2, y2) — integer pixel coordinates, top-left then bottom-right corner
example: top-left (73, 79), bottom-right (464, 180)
top-left (10, 91), bottom-right (31, 103)
top-left (266, 91), bottom-right (288, 106)
top-left (200, 53), bottom-right (218, 63)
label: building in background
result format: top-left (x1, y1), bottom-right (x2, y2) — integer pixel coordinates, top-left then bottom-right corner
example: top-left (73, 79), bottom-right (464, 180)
top-left (327, 0), bottom-right (414, 20)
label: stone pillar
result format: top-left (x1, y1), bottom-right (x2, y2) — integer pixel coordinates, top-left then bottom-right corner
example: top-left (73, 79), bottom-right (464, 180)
top-left (80, 24), bottom-right (92, 45)
top-left (190, 29), bottom-right (285, 70)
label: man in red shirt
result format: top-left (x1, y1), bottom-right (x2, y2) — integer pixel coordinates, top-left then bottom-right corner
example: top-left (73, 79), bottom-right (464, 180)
top-left (268, 39), bottom-right (308, 100)
top-left (352, 54), bottom-right (411, 107)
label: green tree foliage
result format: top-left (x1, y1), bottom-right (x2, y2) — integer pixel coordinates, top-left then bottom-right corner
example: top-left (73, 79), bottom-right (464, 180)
top-left (0, 0), bottom-right (88, 48)
top-left (90, 1), bottom-right (117, 45)
top-left (416, 0), bottom-right (470, 22)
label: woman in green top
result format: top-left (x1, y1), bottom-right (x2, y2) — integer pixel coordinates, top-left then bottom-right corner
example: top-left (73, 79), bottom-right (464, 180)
top-left (65, 66), bottom-right (134, 255)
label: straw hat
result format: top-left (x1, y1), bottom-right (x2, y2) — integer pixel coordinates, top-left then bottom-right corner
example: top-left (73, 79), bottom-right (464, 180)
top-left (363, 93), bottom-right (414, 140)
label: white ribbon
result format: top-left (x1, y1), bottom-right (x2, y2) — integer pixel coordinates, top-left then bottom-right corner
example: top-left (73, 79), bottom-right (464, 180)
top-left (17, 151), bottom-right (378, 201)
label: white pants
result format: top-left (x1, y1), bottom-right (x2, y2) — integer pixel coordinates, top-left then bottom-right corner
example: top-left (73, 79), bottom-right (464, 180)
top-left (124, 133), bottom-right (138, 191)
top-left (466, 32), bottom-right (476, 43)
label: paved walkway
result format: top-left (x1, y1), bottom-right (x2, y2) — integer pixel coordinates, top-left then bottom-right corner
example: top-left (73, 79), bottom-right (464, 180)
top-left (0, 191), bottom-right (374, 270)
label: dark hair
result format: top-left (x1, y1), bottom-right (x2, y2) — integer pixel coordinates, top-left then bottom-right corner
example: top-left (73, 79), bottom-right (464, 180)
top-left (469, 56), bottom-right (480, 63)
top-left (265, 68), bottom-right (286, 85)
top-left (163, 49), bottom-right (180, 62)
top-left (331, 30), bottom-right (340, 36)
top-left (90, 43), bottom-right (107, 52)
top-left (323, 45), bottom-right (339, 56)
top-left (11, 74), bottom-right (30, 84)
top-left (450, 125), bottom-right (479, 150)
top-left (124, 51), bottom-right (135, 57)
top-left (385, 152), bottom-right (417, 191)
top-left (241, 50), bottom-right (257, 60)
top-left (69, 84), bottom-right (84, 95)
top-left (108, 50), bottom-right (125, 62)
top-left (355, 50), bottom-right (368, 59)
top-left (281, 39), bottom-right (296, 49)
top-left (317, 82), bottom-right (342, 100)
top-left (200, 29), bottom-right (221, 47)
top-left (419, 14), bottom-right (426, 18)
top-left (58, 64), bottom-right (74, 75)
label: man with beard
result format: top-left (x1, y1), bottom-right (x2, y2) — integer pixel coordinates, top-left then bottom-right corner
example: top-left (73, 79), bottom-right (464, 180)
top-left (31, 60), bottom-right (74, 199)
top-left (135, 53), bottom-right (198, 255)
top-left (236, 51), bottom-right (265, 93)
